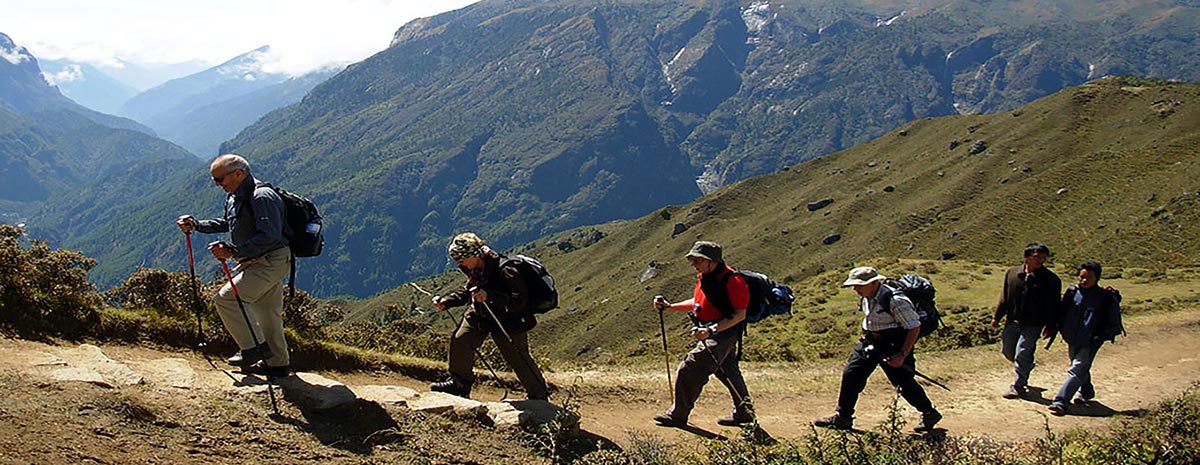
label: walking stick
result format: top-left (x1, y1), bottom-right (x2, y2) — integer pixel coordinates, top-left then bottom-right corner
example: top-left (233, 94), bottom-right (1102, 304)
top-left (883, 355), bottom-right (952, 391)
top-left (654, 296), bottom-right (674, 401)
top-left (219, 258), bottom-right (280, 415)
top-left (478, 296), bottom-right (547, 400)
top-left (412, 283), bottom-right (511, 401)
top-left (184, 232), bottom-right (206, 346)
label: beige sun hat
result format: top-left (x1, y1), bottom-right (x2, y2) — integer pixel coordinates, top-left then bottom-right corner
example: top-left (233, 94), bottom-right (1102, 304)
top-left (842, 266), bottom-right (886, 287)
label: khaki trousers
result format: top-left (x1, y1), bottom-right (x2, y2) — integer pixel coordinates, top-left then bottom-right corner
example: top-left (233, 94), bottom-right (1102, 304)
top-left (214, 247), bottom-right (292, 366)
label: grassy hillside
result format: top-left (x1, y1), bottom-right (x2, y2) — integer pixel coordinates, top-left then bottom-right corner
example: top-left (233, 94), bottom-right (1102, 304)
top-left (349, 77), bottom-right (1200, 363)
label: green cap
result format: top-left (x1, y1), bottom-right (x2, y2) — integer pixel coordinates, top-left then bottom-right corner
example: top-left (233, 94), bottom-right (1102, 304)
top-left (685, 241), bottom-right (723, 263)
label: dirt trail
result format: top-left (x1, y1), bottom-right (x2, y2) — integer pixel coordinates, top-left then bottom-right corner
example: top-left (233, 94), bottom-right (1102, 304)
top-left (0, 310), bottom-right (1196, 463)
top-left (558, 310), bottom-right (1200, 444)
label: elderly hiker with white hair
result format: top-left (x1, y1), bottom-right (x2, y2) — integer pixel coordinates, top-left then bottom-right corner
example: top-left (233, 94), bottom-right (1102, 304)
top-left (652, 240), bottom-right (756, 428)
top-left (813, 266), bottom-right (941, 432)
top-left (176, 154), bottom-right (292, 378)
top-left (429, 232), bottom-right (549, 400)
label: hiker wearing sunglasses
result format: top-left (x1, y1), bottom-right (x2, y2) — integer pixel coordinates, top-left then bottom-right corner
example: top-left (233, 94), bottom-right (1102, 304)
top-left (991, 243), bottom-right (1062, 400)
top-left (813, 266), bottom-right (942, 432)
top-left (652, 241), bottom-right (755, 428)
top-left (175, 154), bottom-right (292, 377)
top-left (429, 233), bottom-right (549, 400)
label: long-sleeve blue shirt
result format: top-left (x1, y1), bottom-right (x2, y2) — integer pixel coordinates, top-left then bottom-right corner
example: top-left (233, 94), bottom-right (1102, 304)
top-left (195, 176), bottom-right (288, 261)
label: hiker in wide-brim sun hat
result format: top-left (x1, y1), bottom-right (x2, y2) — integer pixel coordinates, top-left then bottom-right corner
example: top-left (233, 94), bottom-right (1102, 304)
top-left (842, 266), bottom-right (886, 287)
top-left (684, 241), bottom-right (724, 264)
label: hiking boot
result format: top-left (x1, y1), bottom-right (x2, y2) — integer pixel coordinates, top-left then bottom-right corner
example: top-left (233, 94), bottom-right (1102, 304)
top-left (226, 343), bottom-right (271, 367)
top-left (914, 409), bottom-right (942, 433)
top-left (243, 360), bottom-right (290, 377)
top-left (653, 413), bottom-right (686, 427)
top-left (430, 377), bottom-right (472, 398)
top-left (1002, 385), bottom-right (1027, 399)
top-left (717, 412), bottom-right (756, 427)
top-left (813, 413), bottom-right (853, 430)
top-left (1048, 403), bottom-right (1067, 416)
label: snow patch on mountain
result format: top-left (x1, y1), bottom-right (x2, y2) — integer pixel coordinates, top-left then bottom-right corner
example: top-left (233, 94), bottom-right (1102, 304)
top-left (742, 2), bottom-right (772, 33)
top-left (1, 43), bottom-right (31, 65)
top-left (876, 11), bottom-right (907, 27)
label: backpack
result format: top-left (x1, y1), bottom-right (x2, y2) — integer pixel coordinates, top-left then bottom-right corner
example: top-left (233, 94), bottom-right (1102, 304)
top-left (253, 182), bottom-right (324, 300)
top-left (500, 254), bottom-right (558, 314)
top-left (256, 183), bottom-right (324, 258)
top-left (709, 269), bottom-right (795, 323)
top-left (1064, 285), bottom-right (1124, 342)
top-left (879, 274), bottom-right (941, 338)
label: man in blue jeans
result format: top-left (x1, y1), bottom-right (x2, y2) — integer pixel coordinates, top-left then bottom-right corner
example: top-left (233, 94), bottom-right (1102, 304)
top-left (1048, 261), bottom-right (1123, 415)
top-left (991, 243), bottom-right (1061, 399)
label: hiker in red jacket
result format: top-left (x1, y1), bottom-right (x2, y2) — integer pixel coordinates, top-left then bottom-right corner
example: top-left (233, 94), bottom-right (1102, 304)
top-left (652, 241), bottom-right (755, 427)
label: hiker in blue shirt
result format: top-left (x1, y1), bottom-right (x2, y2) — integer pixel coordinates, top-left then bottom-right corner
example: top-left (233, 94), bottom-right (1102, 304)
top-left (1048, 261), bottom-right (1123, 415)
top-left (176, 154), bottom-right (292, 377)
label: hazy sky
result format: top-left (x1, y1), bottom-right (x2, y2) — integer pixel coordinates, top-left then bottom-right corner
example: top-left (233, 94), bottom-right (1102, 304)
top-left (1, 0), bottom-right (478, 75)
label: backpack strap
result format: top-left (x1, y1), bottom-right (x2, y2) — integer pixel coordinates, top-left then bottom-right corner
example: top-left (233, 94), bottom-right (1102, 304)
top-left (875, 284), bottom-right (896, 314)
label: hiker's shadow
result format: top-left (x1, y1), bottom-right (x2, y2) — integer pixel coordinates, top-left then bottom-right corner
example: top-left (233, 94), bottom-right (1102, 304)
top-left (266, 374), bottom-right (400, 455)
top-left (1066, 400), bottom-right (1148, 418)
top-left (1022, 387), bottom-right (1149, 418)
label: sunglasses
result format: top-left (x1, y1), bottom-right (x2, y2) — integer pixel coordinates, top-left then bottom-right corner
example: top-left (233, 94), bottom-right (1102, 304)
top-left (212, 171), bottom-right (235, 184)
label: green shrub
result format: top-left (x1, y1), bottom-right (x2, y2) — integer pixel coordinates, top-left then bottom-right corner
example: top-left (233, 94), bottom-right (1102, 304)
top-left (0, 224), bottom-right (100, 338)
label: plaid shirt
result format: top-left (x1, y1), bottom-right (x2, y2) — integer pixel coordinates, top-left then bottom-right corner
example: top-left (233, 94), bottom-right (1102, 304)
top-left (861, 288), bottom-right (921, 332)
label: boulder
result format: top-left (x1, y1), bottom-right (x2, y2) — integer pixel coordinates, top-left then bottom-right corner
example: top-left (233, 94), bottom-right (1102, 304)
top-left (485, 399), bottom-right (580, 430)
top-left (807, 198), bottom-right (834, 211)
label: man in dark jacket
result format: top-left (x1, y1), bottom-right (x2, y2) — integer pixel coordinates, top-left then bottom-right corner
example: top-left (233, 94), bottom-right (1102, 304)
top-left (652, 241), bottom-right (755, 428)
top-left (1048, 261), bottom-right (1122, 415)
top-left (176, 154), bottom-right (292, 377)
top-left (430, 232), bottom-right (548, 400)
top-left (991, 243), bottom-right (1061, 399)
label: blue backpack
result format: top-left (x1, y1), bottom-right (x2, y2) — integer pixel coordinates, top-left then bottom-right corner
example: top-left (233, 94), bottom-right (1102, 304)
top-left (708, 269), bottom-right (795, 323)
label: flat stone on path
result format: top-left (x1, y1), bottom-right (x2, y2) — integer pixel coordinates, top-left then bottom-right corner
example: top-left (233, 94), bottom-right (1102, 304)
top-left (352, 385), bottom-right (419, 405)
top-left (406, 391), bottom-right (488, 416)
top-left (38, 345), bottom-right (144, 388)
top-left (275, 372), bottom-right (358, 410)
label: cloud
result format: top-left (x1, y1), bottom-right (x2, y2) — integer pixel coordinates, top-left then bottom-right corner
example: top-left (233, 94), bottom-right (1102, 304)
top-left (41, 64), bottom-right (84, 86)
top-left (3, 0), bottom-right (478, 76)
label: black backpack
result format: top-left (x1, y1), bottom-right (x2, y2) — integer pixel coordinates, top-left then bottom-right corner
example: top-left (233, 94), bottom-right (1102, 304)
top-left (709, 270), bottom-right (795, 323)
top-left (256, 183), bottom-right (324, 258)
top-left (500, 254), bottom-right (558, 314)
top-left (253, 182), bottom-right (324, 299)
top-left (879, 274), bottom-right (941, 338)
top-left (1063, 285), bottom-right (1124, 342)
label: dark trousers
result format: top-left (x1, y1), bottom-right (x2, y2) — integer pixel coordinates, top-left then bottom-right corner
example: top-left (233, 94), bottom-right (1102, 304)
top-left (448, 318), bottom-right (549, 399)
top-left (665, 331), bottom-right (751, 420)
top-left (835, 337), bottom-right (934, 418)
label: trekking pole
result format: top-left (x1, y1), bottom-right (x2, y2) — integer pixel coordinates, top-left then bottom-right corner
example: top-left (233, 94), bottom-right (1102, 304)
top-left (184, 231), bottom-right (206, 347)
top-left (413, 283), bottom-right (511, 401)
top-left (884, 355), bottom-right (951, 392)
top-left (654, 296), bottom-right (674, 402)
top-left (478, 296), bottom-right (547, 400)
top-left (219, 258), bottom-right (281, 415)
